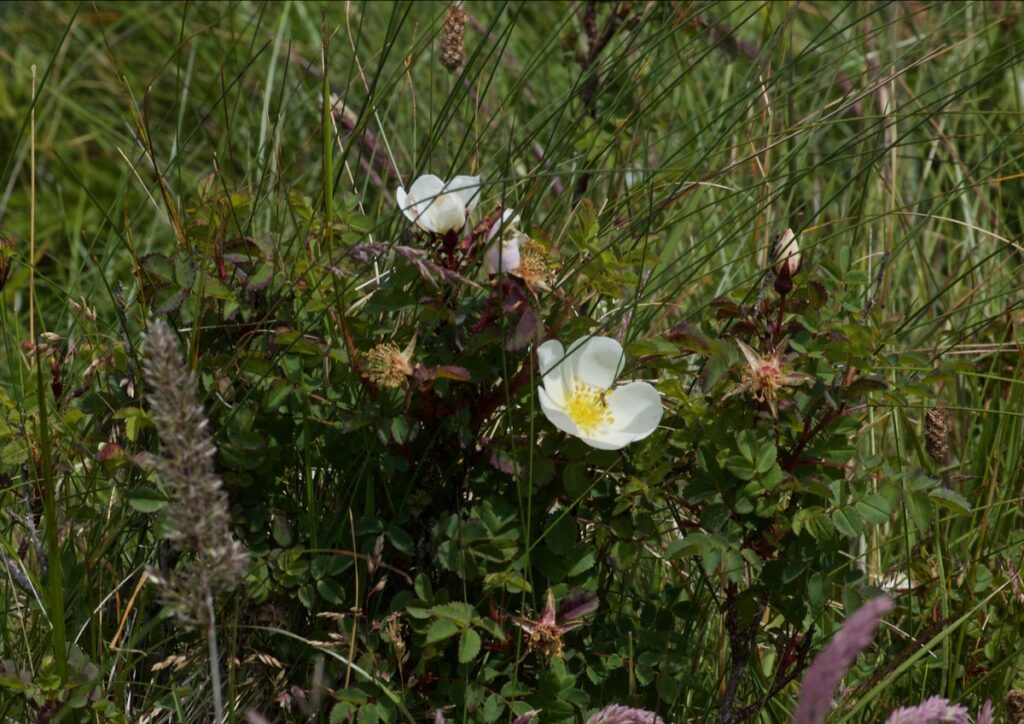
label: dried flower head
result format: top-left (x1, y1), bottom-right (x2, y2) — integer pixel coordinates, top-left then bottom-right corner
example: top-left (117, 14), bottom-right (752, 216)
top-left (585, 705), bottom-right (664, 724)
top-left (723, 337), bottom-right (813, 417)
top-left (362, 338), bottom-right (415, 388)
top-left (793, 596), bottom-right (893, 724)
top-left (513, 588), bottom-right (598, 659)
top-left (925, 407), bottom-right (949, 465)
top-left (439, 2), bottom-right (467, 72)
top-left (142, 321), bottom-right (248, 624)
top-left (517, 240), bottom-right (557, 291)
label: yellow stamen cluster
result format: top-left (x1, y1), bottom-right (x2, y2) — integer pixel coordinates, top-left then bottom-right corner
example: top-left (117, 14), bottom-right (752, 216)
top-left (524, 622), bottom-right (565, 659)
top-left (563, 380), bottom-right (614, 436)
top-left (363, 343), bottom-right (413, 388)
top-left (518, 240), bottom-right (556, 291)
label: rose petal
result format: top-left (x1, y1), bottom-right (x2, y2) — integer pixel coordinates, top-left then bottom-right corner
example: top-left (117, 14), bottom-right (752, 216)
top-left (576, 429), bottom-right (635, 451)
top-left (606, 381), bottom-right (662, 439)
top-left (407, 174), bottom-right (446, 200)
top-left (484, 236), bottom-right (522, 274)
top-left (567, 336), bottom-right (625, 390)
top-left (425, 192), bottom-right (468, 234)
top-left (396, 187), bottom-right (416, 224)
top-left (537, 339), bottom-right (566, 379)
top-left (446, 175), bottom-right (481, 212)
top-left (538, 385), bottom-right (576, 435)
top-left (487, 208), bottom-right (521, 244)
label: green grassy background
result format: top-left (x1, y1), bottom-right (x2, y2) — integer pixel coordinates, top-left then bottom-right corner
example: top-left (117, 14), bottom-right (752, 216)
top-left (1, 1), bottom-right (1023, 721)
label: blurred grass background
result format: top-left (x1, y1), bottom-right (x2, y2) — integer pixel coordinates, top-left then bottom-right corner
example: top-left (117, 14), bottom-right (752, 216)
top-left (1, 0), bottom-right (1023, 720)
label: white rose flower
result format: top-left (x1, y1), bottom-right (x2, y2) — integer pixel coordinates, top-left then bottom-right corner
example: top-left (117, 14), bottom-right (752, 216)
top-left (537, 336), bottom-right (663, 450)
top-left (395, 174), bottom-right (481, 235)
top-left (483, 208), bottom-right (523, 275)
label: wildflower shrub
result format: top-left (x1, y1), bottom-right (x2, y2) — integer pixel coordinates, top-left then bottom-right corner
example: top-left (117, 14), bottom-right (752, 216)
top-left (0, 2), bottom-right (1022, 722)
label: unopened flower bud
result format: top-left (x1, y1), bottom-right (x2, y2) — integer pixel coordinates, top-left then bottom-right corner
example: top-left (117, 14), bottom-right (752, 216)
top-left (773, 228), bottom-right (801, 279)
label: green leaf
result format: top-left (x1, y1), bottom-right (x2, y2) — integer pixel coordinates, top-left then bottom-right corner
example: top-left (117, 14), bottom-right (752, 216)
top-left (755, 443), bottom-right (777, 474)
top-left (929, 488), bottom-right (972, 517)
top-left (906, 490), bottom-right (932, 533)
top-left (458, 629), bottom-right (481, 663)
top-left (855, 493), bottom-right (891, 525)
top-left (127, 488), bottom-right (167, 513)
top-left (724, 456), bottom-right (756, 481)
top-left (565, 545), bottom-right (597, 577)
top-left (832, 507), bottom-right (863, 538)
top-left (414, 573), bottom-right (432, 602)
top-left (431, 602), bottom-right (477, 625)
top-left (426, 619), bottom-right (461, 644)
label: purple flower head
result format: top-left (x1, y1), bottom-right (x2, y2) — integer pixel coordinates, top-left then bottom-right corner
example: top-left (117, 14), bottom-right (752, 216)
top-left (975, 700), bottom-right (994, 724)
top-left (793, 596), bottom-right (894, 724)
top-left (585, 704), bottom-right (665, 724)
top-left (884, 696), bottom-right (969, 724)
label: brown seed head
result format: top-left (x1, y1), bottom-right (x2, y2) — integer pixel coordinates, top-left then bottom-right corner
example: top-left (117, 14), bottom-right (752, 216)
top-left (925, 407), bottom-right (949, 465)
top-left (439, 3), bottom-right (467, 72)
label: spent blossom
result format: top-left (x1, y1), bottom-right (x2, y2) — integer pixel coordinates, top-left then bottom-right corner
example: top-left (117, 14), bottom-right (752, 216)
top-left (362, 338), bottom-right (416, 388)
top-left (723, 336), bottom-right (812, 418)
top-left (513, 588), bottom-right (598, 659)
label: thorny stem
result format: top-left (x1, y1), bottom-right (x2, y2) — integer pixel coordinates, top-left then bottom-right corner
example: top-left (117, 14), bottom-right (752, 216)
top-left (732, 625), bottom-right (816, 721)
top-left (773, 292), bottom-right (786, 346)
top-left (206, 587), bottom-right (225, 723)
top-left (716, 586), bottom-right (768, 724)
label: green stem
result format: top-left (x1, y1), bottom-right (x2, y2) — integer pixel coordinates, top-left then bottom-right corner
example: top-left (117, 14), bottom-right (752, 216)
top-left (36, 353), bottom-right (67, 682)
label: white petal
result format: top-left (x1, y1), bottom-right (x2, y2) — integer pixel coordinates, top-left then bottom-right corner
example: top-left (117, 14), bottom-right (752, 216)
top-left (486, 208), bottom-right (521, 244)
top-left (401, 175), bottom-right (451, 232)
top-left (537, 340), bottom-right (567, 402)
top-left (425, 193), bottom-right (467, 234)
top-left (483, 236), bottom-right (522, 274)
top-left (567, 336), bottom-right (625, 390)
top-left (396, 187), bottom-right (417, 223)
top-left (446, 175), bottom-right (481, 212)
top-left (606, 381), bottom-right (663, 439)
top-left (408, 174), bottom-right (446, 200)
top-left (576, 429), bottom-right (636, 451)
top-left (537, 339), bottom-right (565, 379)
top-left (538, 385), bottom-right (577, 435)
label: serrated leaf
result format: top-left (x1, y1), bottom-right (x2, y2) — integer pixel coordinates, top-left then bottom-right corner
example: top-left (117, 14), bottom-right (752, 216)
top-left (855, 493), bottom-right (891, 525)
top-left (431, 602), bottom-right (476, 625)
top-left (832, 507), bottom-right (862, 538)
top-left (458, 629), bottom-right (481, 663)
top-left (906, 490), bottom-right (932, 533)
top-left (426, 618), bottom-right (461, 644)
top-left (929, 488), bottom-right (972, 516)
top-left (565, 546), bottom-right (596, 577)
